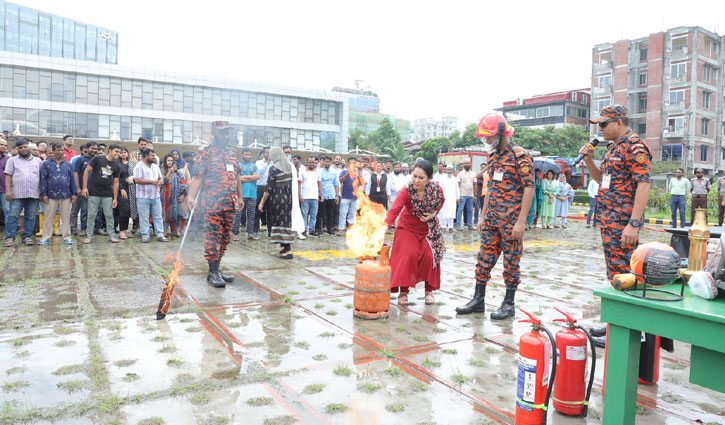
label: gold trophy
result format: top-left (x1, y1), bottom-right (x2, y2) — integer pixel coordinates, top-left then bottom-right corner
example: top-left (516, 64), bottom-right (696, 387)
top-left (683, 208), bottom-right (710, 280)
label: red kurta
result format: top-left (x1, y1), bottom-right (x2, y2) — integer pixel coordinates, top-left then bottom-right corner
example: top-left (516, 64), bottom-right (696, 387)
top-left (384, 188), bottom-right (444, 291)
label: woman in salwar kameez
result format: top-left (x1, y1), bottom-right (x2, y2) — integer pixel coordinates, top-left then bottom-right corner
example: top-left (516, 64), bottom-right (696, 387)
top-left (540, 170), bottom-right (558, 229)
top-left (258, 147), bottom-right (295, 259)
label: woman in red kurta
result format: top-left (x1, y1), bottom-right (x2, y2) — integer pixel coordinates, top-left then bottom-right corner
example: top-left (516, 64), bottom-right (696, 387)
top-left (384, 160), bottom-right (446, 306)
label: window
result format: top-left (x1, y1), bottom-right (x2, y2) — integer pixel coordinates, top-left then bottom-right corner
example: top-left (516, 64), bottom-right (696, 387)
top-left (704, 37), bottom-right (713, 56)
top-left (721, 148), bottom-right (725, 161)
top-left (668, 117), bottom-right (684, 131)
top-left (670, 62), bottom-right (686, 78)
top-left (638, 93), bottom-right (647, 112)
top-left (597, 98), bottom-right (611, 111)
top-left (536, 107), bottom-right (550, 118)
top-left (639, 72), bottom-right (647, 86)
top-left (640, 48), bottom-right (648, 61)
top-left (672, 36), bottom-right (687, 51)
top-left (598, 50), bottom-right (611, 64)
top-left (669, 89), bottom-right (685, 105)
top-left (598, 74), bottom-right (612, 88)
top-left (703, 91), bottom-right (711, 108)
top-left (662, 144), bottom-right (682, 161)
top-left (637, 123), bottom-right (646, 136)
top-left (702, 118), bottom-right (710, 136)
top-left (701, 145), bottom-right (708, 162)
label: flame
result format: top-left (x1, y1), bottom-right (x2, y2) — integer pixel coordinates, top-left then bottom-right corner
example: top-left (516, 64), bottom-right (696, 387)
top-left (167, 249), bottom-right (184, 287)
top-left (345, 161), bottom-right (387, 258)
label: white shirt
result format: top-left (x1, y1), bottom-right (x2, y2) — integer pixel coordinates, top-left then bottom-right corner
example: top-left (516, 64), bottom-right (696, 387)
top-left (298, 167), bottom-right (321, 199)
top-left (362, 169), bottom-right (372, 195)
top-left (433, 172), bottom-right (444, 182)
top-left (370, 171), bottom-right (391, 196)
top-left (256, 159), bottom-right (271, 186)
top-left (389, 172), bottom-right (407, 200)
top-left (587, 179), bottom-right (599, 199)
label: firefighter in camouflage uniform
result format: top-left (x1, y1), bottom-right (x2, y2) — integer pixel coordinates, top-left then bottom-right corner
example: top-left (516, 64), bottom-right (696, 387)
top-left (578, 105), bottom-right (651, 346)
top-left (456, 113), bottom-right (535, 320)
top-left (186, 121), bottom-right (244, 288)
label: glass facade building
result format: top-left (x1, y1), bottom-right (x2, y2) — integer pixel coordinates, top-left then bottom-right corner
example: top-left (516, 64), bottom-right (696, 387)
top-left (0, 1), bottom-right (118, 64)
top-left (0, 3), bottom-right (349, 150)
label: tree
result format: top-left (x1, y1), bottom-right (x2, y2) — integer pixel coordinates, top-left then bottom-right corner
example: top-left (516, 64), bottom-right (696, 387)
top-left (368, 117), bottom-right (402, 154)
top-left (456, 123), bottom-right (479, 148)
top-left (511, 124), bottom-right (589, 157)
top-left (383, 142), bottom-right (413, 164)
top-left (419, 136), bottom-right (451, 163)
top-left (347, 128), bottom-right (368, 152)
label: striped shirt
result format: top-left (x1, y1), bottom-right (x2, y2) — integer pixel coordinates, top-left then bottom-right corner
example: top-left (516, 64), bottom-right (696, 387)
top-left (4, 155), bottom-right (42, 199)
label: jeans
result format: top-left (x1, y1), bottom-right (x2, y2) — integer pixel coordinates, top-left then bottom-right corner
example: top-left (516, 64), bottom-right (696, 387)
top-left (456, 196), bottom-right (474, 228)
top-left (300, 199), bottom-right (319, 233)
top-left (232, 197), bottom-right (257, 235)
top-left (6, 198), bottom-right (39, 240)
top-left (339, 198), bottom-right (358, 230)
top-left (137, 197), bottom-right (164, 239)
top-left (0, 193), bottom-right (9, 223)
top-left (670, 195), bottom-right (686, 228)
top-left (70, 196), bottom-right (88, 232)
top-left (474, 194), bottom-right (483, 225)
top-left (586, 197), bottom-right (598, 226)
top-left (86, 196), bottom-right (115, 239)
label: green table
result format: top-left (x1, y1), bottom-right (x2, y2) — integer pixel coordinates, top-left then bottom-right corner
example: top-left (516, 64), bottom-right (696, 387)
top-left (595, 284), bottom-right (725, 424)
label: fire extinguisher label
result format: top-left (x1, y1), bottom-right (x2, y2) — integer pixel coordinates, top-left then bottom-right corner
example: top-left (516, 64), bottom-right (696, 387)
top-left (566, 345), bottom-right (586, 361)
top-left (517, 355), bottom-right (537, 412)
top-left (542, 341), bottom-right (551, 387)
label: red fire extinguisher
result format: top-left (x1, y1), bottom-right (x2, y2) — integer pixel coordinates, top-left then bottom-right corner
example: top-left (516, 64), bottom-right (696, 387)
top-left (551, 307), bottom-right (596, 417)
top-left (516, 309), bottom-right (557, 425)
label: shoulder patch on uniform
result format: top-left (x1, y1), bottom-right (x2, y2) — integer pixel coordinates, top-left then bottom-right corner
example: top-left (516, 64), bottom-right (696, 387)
top-left (520, 165), bottom-right (530, 174)
top-left (635, 153), bottom-right (647, 163)
top-left (513, 146), bottom-right (526, 157)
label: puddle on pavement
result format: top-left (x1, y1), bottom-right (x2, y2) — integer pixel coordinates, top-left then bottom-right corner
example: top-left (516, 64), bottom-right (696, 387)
top-left (0, 325), bottom-right (90, 409)
top-left (99, 314), bottom-right (240, 396)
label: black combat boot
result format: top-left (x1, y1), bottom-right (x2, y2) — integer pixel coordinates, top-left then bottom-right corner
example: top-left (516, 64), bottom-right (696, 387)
top-left (207, 260), bottom-right (226, 288)
top-left (589, 326), bottom-right (607, 337)
top-left (455, 284), bottom-right (486, 315)
top-left (490, 288), bottom-right (516, 320)
top-left (216, 261), bottom-right (235, 283)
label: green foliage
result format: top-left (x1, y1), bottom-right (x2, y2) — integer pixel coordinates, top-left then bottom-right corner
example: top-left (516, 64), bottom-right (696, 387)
top-left (650, 161), bottom-right (682, 175)
top-left (456, 123), bottom-right (479, 148)
top-left (347, 128), bottom-right (369, 151)
top-left (419, 137), bottom-right (451, 163)
top-left (573, 190), bottom-right (589, 204)
top-left (368, 118), bottom-right (402, 155)
top-left (511, 124), bottom-right (589, 157)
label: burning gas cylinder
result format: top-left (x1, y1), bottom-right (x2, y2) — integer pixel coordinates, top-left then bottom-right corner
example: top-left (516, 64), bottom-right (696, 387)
top-left (353, 244), bottom-right (391, 320)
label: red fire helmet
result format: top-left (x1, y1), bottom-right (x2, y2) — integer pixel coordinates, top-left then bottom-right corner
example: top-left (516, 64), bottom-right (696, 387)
top-left (475, 112), bottom-right (514, 138)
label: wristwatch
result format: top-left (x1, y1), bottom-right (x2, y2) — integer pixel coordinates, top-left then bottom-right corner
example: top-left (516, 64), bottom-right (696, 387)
top-left (628, 218), bottom-right (642, 228)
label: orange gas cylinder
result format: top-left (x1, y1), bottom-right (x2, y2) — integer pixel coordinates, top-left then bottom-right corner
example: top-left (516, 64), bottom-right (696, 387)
top-left (353, 245), bottom-right (391, 320)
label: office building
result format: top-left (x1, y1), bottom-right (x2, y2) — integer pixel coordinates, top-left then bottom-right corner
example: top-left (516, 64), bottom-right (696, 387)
top-left (498, 89), bottom-right (591, 129)
top-left (414, 116), bottom-right (458, 141)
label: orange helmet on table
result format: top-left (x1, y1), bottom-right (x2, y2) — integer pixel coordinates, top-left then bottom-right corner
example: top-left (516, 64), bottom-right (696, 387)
top-left (475, 112), bottom-right (515, 138)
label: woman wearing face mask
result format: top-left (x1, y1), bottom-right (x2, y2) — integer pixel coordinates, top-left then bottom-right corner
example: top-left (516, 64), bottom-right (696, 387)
top-left (384, 160), bottom-right (445, 306)
top-left (554, 174), bottom-right (575, 228)
top-left (540, 170), bottom-right (558, 229)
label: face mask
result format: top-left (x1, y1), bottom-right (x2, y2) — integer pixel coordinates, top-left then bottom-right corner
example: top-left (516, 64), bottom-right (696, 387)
top-left (287, 155), bottom-right (292, 159)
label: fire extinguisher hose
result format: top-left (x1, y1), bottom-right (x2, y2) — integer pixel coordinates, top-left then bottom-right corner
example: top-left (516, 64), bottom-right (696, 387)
top-left (576, 325), bottom-right (597, 417)
top-left (541, 326), bottom-right (557, 425)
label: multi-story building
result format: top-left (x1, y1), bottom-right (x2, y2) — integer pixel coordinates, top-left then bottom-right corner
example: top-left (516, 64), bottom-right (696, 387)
top-left (348, 111), bottom-right (412, 140)
top-left (0, 1), bottom-right (349, 151)
top-left (591, 26), bottom-right (724, 173)
top-left (0, 1), bottom-right (118, 64)
top-left (414, 116), bottom-right (458, 141)
top-left (498, 89), bottom-right (591, 129)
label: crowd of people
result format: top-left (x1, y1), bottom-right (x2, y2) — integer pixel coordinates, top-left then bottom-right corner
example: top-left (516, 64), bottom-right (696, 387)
top-left (0, 133), bottom-right (197, 246)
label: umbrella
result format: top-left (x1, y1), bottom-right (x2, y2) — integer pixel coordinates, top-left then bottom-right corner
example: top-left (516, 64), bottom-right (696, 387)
top-left (533, 158), bottom-right (561, 175)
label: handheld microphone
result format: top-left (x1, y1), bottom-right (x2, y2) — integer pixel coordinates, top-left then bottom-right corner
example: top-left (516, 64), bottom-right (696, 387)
top-left (572, 139), bottom-right (601, 167)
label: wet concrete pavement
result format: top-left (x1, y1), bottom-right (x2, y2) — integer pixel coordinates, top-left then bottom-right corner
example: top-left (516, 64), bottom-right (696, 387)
top-left (1, 209), bottom-right (724, 425)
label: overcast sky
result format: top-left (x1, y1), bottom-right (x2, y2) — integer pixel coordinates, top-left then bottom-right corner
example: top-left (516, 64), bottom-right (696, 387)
top-left (16, 0), bottom-right (725, 128)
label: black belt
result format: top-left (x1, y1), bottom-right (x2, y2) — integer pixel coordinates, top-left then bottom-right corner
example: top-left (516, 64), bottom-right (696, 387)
top-left (693, 194), bottom-right (707, 198)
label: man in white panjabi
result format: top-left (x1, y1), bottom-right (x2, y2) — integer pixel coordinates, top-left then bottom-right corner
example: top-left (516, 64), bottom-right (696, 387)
top-left (438, 165), bottom-right (459, 230)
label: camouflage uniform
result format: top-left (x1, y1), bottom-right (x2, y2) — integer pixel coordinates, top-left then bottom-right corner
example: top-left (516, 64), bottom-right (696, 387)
top-left (193, 143), bottom-right (241, 262)
top-left (476, 143), bottom-right (535, 289)
top-left (595, 129), bottom-right (651, 281)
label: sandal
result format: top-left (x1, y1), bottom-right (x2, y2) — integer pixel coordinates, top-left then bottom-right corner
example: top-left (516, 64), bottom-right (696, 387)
top-left (232, 234), bottom-right (240, 241)
top-left (83, 238), bottom-right (92, 244)
top-left (398, 293), bottom-right (409, 306)
top-left (4, 238), bottom-right (14, 247)
top-left (119, 231), bottom-right (128, 240)
top-left (425, 292), bottom-right (435, 305)
top-left (248, 234), bottom-right (260, 241)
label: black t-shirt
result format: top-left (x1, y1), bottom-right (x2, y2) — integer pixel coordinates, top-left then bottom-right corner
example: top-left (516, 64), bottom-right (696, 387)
top-left (87, 155), bottom-right (121, 197)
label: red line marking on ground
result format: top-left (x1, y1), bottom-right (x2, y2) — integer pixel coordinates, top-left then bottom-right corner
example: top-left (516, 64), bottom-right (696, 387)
top-left (262, 382), bottom-right (307, 425)
top-left (279, 381), bottom-right (333, 425)
top-left (353, 333), bottom-right (385, 350)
